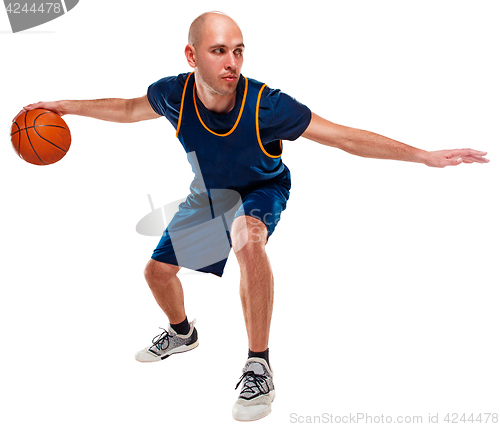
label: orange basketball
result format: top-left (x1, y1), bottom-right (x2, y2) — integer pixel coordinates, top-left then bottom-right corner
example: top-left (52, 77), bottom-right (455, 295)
top-left (11, 108), bottom-right (71, 165)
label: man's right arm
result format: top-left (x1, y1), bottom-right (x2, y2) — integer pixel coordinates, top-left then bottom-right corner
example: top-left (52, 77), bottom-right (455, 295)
top-left (16, 95), bottom-right (161, 123)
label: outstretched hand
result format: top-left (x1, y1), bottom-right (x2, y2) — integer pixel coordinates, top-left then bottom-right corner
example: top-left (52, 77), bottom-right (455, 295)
top-left (424, 149), bottom-right (490, 168)
top-left (12, 101), bottom-right (64, 122)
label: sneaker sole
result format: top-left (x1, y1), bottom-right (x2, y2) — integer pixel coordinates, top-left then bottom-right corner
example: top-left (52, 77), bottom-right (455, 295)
top-left (136, 340), bottom-right (199, 363)
top-left (160, 340), bottom-right (199, 360)
top-left (232, 390), bottom-right (275, 422)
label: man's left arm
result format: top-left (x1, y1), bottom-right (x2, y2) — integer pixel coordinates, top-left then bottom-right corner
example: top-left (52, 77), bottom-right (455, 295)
top-left (301, 113), bottom-right (489, 168)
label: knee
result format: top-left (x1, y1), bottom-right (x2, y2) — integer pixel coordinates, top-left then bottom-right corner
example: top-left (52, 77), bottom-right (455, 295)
top-left (144, 259), bottom-right (179, 287)
top-left (231, 216), bottom-right (268, 257)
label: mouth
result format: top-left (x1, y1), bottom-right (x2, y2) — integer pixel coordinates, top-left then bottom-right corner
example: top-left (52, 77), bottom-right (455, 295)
top-left (222, 75), bottom-right (238, 83)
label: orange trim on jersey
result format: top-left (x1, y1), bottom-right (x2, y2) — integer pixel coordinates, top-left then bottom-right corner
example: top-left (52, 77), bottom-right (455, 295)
top-left (256, 84), bottom-right (282, 159)
top-left (176, 72), bottom-right (193, 138)
top-left (193, 76), bottom-right (248, 137)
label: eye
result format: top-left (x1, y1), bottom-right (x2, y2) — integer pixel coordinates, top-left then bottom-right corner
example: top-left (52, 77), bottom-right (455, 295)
top-left (213, 48), bottom-right (224, 54)
top-left (234, 49), bottom-right (243, 56)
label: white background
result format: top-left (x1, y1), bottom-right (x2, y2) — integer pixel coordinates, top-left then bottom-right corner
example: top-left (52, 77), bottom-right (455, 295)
top-left (1, 1), bottom-right (499, 425)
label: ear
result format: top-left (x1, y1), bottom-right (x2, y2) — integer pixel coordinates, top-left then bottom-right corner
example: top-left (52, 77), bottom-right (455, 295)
top-left (185, 44), bottom-right (196, 68)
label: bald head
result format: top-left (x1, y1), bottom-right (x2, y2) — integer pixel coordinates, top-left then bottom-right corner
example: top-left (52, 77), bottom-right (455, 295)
top-left (184, 11), bottom-right (245, 103)
top-left (188, 11), bottom-right (242, 47)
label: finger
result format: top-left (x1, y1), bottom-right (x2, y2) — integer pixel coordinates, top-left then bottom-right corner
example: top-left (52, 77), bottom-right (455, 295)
top-left (467, 149), bottom-right (488, 156)
top-left (13, 102), bottom-right (49, 122)
top-left (462, 154), bottom-right (490, 163)
top-left (449, 149), bottom-right (489, 164)
top-left (12, 108), bottom-right (28, 122)
top-left (12, 103), bottom-right (41, 122)
top-left (457, 148), bottom-right (488, 157)
top-left (24, 102), bottom-right (44, 110)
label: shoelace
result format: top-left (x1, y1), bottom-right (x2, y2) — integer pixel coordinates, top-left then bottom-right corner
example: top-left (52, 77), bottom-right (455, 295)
top-left (235, 370), bottom-right (270, 396)
top-left (149, 328), bottom-right (173, 352)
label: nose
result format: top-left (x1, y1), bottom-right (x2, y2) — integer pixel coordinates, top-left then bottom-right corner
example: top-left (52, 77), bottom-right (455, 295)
top-left (225, 52), bottom-right (237, 70)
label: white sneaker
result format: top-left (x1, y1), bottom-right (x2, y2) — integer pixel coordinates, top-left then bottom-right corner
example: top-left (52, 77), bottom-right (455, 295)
top-left (135, 319), bottom-right (198, 362)
top-left (232, 357), bottom-right (275, 421)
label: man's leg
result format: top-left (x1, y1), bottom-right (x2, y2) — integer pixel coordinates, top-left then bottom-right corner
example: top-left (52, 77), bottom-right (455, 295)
top-left (135, 259), bottom-right (198, 362)
top-left (231, 215), bottom-right (273, 353)
top-left (231, 215), bottom-right (276, 422)
top-left (143, 258), bottom-right (185, 324)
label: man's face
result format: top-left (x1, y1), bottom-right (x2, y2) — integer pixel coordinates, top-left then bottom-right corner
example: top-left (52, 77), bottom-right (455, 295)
top-left (193, 17), bottom-right (244, 97)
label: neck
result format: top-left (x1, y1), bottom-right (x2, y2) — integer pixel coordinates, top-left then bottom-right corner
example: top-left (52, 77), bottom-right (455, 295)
top-left (194, 72), bottom-right (237, 114)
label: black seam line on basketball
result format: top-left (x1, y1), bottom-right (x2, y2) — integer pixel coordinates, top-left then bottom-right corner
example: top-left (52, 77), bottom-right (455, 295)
top-left (32, 111), bottom-right (69, 153)
top-left (10, 110), bottom-right (63, 137)
top-left (33, 111), bottom-right (69, 153)
top-left (33, 110), bottom-right (51, 122)
top-left (10, 124), bottom-right (69, 137)
top-left (12, 120), bottom-right (21, 156)
top-left (24, 111), bottom-right (48, 165)
top-left (31, 127), bottom-right (68, 153)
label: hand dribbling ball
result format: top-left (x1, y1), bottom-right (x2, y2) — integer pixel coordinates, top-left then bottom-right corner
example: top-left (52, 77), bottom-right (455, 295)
top-left (11, 109), bottom-right (71, 165)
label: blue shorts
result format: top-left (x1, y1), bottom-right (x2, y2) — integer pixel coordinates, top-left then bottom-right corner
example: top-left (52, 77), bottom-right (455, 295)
top-left (151, 166), bottom-right (291, 277)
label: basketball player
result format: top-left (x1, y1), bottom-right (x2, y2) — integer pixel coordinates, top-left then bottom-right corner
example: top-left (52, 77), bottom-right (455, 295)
top-left (19, 11), bottom-right (489, 422)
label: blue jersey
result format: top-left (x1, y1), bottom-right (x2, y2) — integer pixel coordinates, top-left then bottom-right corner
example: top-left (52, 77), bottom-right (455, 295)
top-left (148, 73), bottom-right (311, 175)
top-left (183, 72), bottom-right (289, 192)
top-left (147, 72), bottom-right (311, 276)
